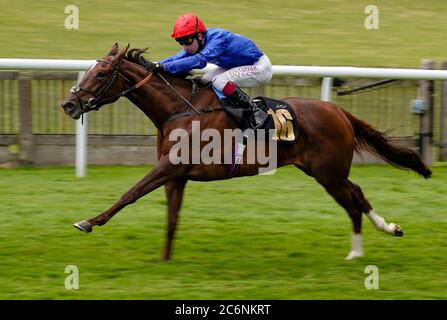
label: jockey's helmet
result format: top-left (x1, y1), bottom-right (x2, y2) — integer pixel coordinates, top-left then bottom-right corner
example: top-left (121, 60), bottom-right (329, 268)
top-left (171, 13), bottom-right (206, 39)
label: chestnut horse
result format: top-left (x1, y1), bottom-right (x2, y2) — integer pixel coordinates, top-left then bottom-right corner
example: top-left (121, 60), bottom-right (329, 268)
top-left (61, 44), bottom-right (431, 261)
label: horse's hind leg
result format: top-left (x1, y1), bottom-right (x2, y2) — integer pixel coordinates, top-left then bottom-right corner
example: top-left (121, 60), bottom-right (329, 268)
top-left (365, 210), bottom-right (404, 236)
top-left (319, 178), bottom-right (367, 259)
top-left (163, 179), bottom-right (187, 261)
top-left (318, 177), bottom-right (403, 259)
top-left (347, 182), bottom-right (404, 237)
top-left (296, 163), bottom-right (365, 258)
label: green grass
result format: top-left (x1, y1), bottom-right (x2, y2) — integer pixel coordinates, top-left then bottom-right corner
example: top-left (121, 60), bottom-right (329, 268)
top-left (1, 0), bottom-right (447, 67)
top-left (0, 164), bottom-right (446, 299)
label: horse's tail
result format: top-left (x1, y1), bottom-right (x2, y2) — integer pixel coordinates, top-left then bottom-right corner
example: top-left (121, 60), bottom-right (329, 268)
top-left (341, 108), bottom-right (432, 179)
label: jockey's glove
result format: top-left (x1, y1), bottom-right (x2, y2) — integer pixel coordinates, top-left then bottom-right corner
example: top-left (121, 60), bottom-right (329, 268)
top-left (152, 63), bottom-right (164, 73)
top-left (139, 57), bottom-right (164, 73)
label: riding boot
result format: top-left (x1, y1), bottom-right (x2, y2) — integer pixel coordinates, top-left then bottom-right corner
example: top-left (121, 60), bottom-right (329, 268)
top-left (222, 82), bottom-right (268, 129)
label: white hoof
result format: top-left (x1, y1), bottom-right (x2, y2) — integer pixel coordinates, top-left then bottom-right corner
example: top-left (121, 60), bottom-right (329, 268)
top-left (389, 223), bottom-right (404, 237)
top-left (345, 250), bottom-right (364, 260)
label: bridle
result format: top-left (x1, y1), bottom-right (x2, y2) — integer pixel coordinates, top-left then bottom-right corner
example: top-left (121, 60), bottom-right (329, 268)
top-left (70, 59), bottom-right (153, 112)
top-left (69, 57), bottom-right (203, 127)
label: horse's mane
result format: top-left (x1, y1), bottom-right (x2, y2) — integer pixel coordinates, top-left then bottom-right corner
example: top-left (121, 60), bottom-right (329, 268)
top-left (125, 47), bottom-right (149, 66)
top-left (125, 48), bottom-right (208, 86)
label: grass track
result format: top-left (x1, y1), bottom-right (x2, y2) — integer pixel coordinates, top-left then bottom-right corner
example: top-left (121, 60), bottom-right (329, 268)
top-left (0, 164), bottom-right (446, 299)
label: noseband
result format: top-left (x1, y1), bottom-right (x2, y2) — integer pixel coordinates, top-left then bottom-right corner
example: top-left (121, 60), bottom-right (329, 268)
top-left (70, 59), bottom-right (153, 112)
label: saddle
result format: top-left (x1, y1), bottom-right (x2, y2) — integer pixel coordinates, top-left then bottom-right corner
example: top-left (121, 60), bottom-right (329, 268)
top-left (220, 96), bottom-right (299, 144)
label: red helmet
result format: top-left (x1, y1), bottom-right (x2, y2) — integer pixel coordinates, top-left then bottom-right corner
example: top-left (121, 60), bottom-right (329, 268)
top-left (170, 13), bottom-right (207, 39)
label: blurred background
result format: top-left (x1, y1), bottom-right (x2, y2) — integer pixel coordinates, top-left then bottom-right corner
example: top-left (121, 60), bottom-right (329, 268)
top-left (0, 0), bottom-right (446, 299)
top-left (1, 0), bottom-right (446, 65)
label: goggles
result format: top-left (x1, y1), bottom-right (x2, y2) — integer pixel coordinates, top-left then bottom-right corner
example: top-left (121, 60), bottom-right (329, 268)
top-left (176, 35), bottom-right (195, 46)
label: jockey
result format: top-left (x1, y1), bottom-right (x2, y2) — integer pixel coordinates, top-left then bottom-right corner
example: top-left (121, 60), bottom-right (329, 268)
top-left (152, 13), bottom-right (273, 129)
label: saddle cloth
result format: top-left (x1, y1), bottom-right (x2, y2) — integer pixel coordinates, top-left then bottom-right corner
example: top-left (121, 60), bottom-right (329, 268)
top-left (255, 96), bottom-right (298, 144)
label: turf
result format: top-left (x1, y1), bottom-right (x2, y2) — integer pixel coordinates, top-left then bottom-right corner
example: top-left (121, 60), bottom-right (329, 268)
top-left (1, 0), bottom-right (447, 67)
top-left (0, 164), bottom-right (446, 299)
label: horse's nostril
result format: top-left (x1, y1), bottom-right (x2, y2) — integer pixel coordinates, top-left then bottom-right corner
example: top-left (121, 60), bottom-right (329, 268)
top-left (62, 101), bottom-right (76, 112)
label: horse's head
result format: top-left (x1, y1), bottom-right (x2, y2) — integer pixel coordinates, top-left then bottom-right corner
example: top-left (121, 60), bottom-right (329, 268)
top-left (61, 43), bottom-right (133, 120)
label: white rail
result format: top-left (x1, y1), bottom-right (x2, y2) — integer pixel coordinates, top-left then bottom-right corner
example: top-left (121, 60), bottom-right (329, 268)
top-left (271, 65), bottom-right (447, 80)
top-left (0, 59), bottom-right (96, 71)
top-left (2, 59), bottom-right (447, 80)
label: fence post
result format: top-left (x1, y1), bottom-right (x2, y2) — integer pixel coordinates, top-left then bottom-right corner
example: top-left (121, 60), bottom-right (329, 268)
top-left (76, 71), bottom-right (87, 177)
top-left (321, 77), bottom-right (333, 101)
top-left (440, 61), bottom-right (447, 161)
top-left (418, 60), bottom-right (434, 165)
top-left (18, 73), bottom-right (34, 165)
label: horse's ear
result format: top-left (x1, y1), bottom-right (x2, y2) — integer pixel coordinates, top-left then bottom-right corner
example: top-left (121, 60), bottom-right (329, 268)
top-left (117, 43), bottom-right (131, 60)
top-left (108, 43), bottom-right (119, 56)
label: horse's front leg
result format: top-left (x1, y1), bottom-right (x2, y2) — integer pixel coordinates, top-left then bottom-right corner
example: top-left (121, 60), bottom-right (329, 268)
top-left (73, 157), bottom-right (186, 233)
top-left (163, 179), bottom-right (187, 261)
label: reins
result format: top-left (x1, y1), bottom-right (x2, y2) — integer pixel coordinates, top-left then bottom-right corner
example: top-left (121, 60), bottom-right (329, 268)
top-left (156, 72), bottom-right (201, 115)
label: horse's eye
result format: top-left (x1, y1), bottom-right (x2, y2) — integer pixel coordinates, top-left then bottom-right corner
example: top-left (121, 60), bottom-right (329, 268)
top-left (97, 71), bottom-right (106, 78)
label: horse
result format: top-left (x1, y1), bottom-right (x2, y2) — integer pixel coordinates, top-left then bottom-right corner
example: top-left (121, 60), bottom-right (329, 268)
top-left (61, 43), bottom-right (432, 261)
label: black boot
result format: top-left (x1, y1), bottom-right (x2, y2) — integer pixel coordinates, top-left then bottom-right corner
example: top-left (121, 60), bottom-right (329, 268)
top-left (227, 86), bottom-right (268, 129)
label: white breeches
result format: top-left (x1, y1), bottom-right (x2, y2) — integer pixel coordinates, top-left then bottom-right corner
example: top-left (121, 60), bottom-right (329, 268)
top-left (203, 54), bottom-right (273, 91)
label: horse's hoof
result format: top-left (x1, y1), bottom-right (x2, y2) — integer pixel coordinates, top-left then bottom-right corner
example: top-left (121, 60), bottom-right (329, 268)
top-left (73, 220), bottom-right (93, 233)
top-left (394, 224), bottom-right (404, 237)
top-left (345, 250), bottom-right (364, 260)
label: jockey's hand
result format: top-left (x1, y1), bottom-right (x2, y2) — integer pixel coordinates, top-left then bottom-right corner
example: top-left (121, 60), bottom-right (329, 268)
top-left (152, 63), bottom-right (164, 73)
top-left (139, 56), bottom-right (164, 73)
